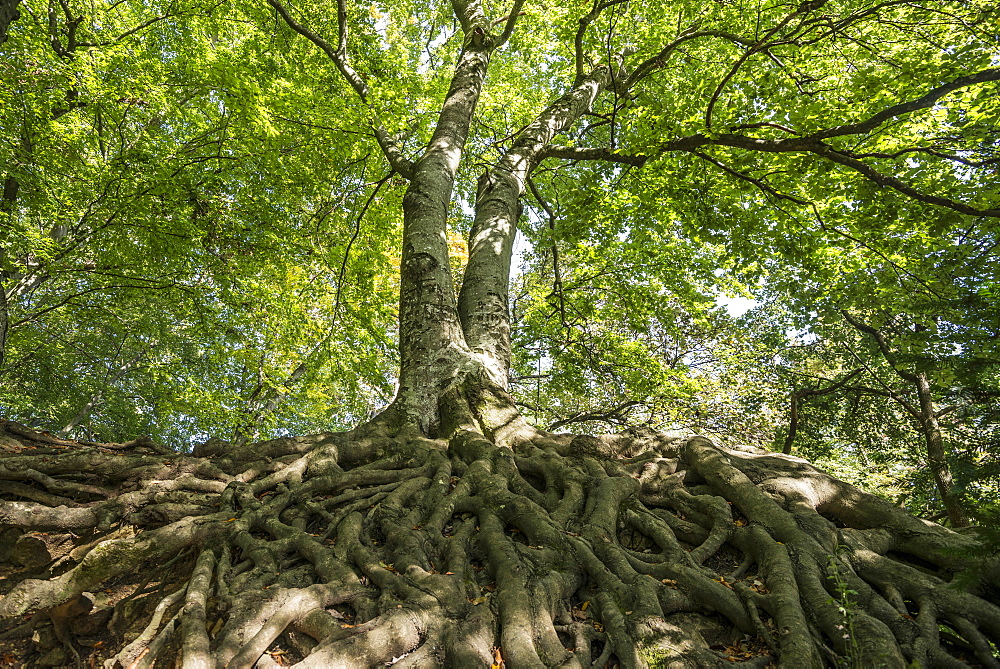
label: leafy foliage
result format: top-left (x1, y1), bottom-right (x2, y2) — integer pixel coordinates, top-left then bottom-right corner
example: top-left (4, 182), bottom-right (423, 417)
top-left (2, 0), bottom-right (998, 516)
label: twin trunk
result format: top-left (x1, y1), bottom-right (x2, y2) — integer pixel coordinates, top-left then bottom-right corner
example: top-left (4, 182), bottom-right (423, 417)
top-left (393, 33), bottom-right (612, 432)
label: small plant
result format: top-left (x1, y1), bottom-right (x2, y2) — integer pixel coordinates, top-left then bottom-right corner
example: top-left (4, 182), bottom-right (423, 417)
top-left (827, 553), bottom-right (862, 668)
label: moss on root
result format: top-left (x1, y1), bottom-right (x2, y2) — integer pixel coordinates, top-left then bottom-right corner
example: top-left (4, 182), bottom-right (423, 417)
top-left (0, 412), bottom-right (998, 668)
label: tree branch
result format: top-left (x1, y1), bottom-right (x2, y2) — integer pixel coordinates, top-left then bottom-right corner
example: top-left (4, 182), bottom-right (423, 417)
top-left (704, 1), bottom-right (826, 128)
top-left (782, 369), bottom-right (862, 453)
top-left (267, 0), bottom-right (415, 179)
top-left (840, 342), bottom-right (921, 419)
top-left (540, 146), bottom-right (646, 166)
top-left (458, 67), bottom-right (613, 386)
top-left (495, 0), bottom-right (526, 48)
top-left (574, 0), bottom-right (628, 80)
top-left (547, 401), bottom-right (643, 431)
top-left (809, 68), bottom-right (1000, 140)
top-left (840, 310), bottom-right (919, 385)
top-left (623, 29), bottom-right (754, 90)
top-left (691, 151), bottom-right (810, 205)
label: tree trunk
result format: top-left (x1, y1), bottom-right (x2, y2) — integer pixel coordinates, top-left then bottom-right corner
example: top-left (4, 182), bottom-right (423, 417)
top-left (458, 67), bottom-right (612, 388)
top-left (0, 0), bottom-right (18, 43)
top-left (395, 38), bottom-right (492, 434)
top-left (839, 311), bottom-right (969, 527)
top-left (914, 372), bottom-right (968, 528)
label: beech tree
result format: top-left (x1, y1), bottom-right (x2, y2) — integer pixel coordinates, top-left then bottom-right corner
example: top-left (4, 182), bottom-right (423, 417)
top-left (1, 0), bottom-right (999, 666)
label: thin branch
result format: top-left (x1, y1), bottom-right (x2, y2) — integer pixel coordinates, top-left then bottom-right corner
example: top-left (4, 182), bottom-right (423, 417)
top-left (809, 203), bottom-right (946, 299)
top-left (691, 151), bottom-right (810, 205)
top-left (704, 1), bottom-right (822, 128)
top-left (841, 342), bottom-right (921, 419)
top-left (847, 146), bottom-right (1000, 168)
top-left (527, 178), bottom-right (568, 330)
top-left (809, 143), bottom-right (1000, 217)
top-left (334, 172), bottom-right (392, 318)
top-left (10, 283), bottom-right (178, 328)
top-left (76, 14), bottom-right (170, 46)
top-left (782, 368), bottom-right (862, 453)
top-left (809, 68), bottom-right (1000, 140)
top-left (267, 0), bottom-right (415, 179)
top-left (624, 29), bottom-right (754, 90)
top-left (574, 0), bottom-right (629, 79)
top-left (495, 0), bottom-right (526, 48)
top-left (547, 400), bottom-right (643, 431)
top-left (840, 310), bottom-right (920, 384)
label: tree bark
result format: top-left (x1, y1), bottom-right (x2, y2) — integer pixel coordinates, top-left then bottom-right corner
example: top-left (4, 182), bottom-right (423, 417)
top-left (0, 0), bottom-right (19, 43)
top-left (914, 371), bottom-right (968, 527)
top-left (840, 311), bottom-right (969, 527)
top-left (458, 67), bottom-right (612, 388)
top-left (395, 37), bottom-right (493, 433)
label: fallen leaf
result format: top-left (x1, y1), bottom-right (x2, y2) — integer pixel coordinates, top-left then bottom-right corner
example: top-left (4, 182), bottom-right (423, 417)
top-left (469, 596), bottom-right (487, 605)
top-left (581, 600), bottom-right (590, 611)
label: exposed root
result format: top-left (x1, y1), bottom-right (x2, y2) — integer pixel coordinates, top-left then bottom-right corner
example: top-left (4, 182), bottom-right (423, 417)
top-left (0, 410), bottom-right (998, 667)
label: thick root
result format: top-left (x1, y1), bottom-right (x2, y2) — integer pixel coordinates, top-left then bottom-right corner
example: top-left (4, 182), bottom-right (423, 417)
top-left (0, 414), bottom-right (997, 668)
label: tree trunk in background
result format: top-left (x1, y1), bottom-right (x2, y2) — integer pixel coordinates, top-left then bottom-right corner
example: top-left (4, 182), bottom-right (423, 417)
top-left (915, 372), bottom-right (968, 527)
top-left (0, 0), bottom-right (19, 43)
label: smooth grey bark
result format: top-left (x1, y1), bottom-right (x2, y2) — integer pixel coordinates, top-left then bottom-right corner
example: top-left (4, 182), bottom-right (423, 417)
top-left (396, 38), bottom-right (494, 432)
top-left (458, 67), bottom-right (613, 388)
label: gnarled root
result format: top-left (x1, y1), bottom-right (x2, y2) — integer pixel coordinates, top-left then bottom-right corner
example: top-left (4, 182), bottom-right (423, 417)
top-left (0, 413), bottom-right (997, 667)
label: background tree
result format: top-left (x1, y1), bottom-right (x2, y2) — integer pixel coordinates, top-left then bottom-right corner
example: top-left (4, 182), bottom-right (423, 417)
top-left (1, 0), bottom-right (999, 666)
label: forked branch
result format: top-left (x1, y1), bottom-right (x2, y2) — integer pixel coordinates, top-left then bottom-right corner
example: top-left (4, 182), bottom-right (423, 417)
top-left (267, 0), bottom-right (415, 179)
